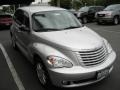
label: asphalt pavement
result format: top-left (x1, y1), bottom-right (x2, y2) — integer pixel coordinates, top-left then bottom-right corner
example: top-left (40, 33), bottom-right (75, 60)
top-left (0, 23), bottom-right (120, 90)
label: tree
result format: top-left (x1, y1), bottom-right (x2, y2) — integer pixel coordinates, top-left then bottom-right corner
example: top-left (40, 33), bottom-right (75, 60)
top-left (49, 0), bottom-right (120, 9)
top-left (49, 0), bottom-right (72, 9)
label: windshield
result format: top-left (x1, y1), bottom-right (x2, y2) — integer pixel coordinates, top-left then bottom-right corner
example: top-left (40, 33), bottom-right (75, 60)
top-left (104, 5), bottom-right (120, 11)
top-left (32, 10), bottom-right (82, 32)
top-left (79, 7), bottom-right (89, 12)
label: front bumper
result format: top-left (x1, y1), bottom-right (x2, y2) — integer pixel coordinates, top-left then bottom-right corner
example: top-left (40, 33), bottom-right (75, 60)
top-left (97, 17), bottom-right (113, 23)
top-left (48, 51), bottom-right (116, 87)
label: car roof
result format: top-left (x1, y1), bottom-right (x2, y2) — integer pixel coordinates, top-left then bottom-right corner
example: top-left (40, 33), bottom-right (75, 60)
top-left (110, 4), bottom-right (120, 5)
top-left (88, 6), bottom-right (104, 8)
top-left (108, 4), bottom-right (120, 6)
top-left (19, 5), bottom-right (66, 14)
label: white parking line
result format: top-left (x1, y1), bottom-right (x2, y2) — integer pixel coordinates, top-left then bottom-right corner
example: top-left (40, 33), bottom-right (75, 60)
top-left (0, 43), bottom-right (25, 90)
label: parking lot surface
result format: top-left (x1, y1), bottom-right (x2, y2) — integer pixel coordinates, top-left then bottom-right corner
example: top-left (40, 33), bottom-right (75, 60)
top-left (0, 23), bottom-right (120, 90)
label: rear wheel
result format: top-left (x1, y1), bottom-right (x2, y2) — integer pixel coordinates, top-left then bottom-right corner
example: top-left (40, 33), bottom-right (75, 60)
top-left (11, 34), bottom-right (18, 49)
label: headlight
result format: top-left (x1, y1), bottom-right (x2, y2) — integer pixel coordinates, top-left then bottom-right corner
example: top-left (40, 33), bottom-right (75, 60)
top-left (103, 38), bottom-right (112, 53)
top-left (47, 55), bottom-right (73, 68)
top-left (105, 13), bottom-right (112, 17)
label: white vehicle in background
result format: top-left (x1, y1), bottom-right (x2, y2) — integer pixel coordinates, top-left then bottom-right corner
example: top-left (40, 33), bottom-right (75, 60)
top-left (96, 4), bottom-right (120, 25)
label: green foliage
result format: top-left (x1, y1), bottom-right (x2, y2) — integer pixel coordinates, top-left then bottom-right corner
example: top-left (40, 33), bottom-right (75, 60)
top-left (49, 0), bottom-right (57, 6)
top-left (60, 0), bottom-right (72, 9)
top-left (49, 0), bottom-right (72, 9)
top-left (49, 0), bottom-right (120, 9)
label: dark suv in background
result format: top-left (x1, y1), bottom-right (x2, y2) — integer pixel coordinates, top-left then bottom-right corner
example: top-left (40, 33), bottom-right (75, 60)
top-left (96, 4), bottom-right (120, 25)
top-left (77, 6), bottom-right (104, 24)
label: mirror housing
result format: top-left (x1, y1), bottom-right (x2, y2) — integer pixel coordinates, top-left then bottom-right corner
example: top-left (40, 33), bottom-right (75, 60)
top-left (19, 25), bottom-right (30, 32)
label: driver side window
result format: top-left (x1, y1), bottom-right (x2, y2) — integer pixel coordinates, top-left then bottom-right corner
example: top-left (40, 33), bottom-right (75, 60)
top-left (14, 10), bottom-right (24, 25)
top-left (23, 12), bottom-right (30, 28)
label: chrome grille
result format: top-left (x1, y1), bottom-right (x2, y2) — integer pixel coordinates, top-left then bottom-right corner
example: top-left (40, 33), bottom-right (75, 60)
top-left (97, 14), bottom-right (105, 17)
top-left (77, 46), bottom-right (108, 67)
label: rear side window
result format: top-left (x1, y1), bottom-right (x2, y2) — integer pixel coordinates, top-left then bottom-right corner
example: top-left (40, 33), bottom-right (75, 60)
top-left (24, 12), bottom-right (30, 28)
top-left (14, 10), bottom-right (30, 29)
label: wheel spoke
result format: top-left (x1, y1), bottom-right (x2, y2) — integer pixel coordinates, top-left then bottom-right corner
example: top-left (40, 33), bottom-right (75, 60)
top-left (36, 63), bottom-right (46, 85)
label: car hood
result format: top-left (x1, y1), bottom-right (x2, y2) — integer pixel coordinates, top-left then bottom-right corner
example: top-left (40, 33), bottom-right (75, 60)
top-left (34, 26), bottom-right (103, 51)
top-left (78, 11), bottom-right (86, 14)
top-left (97, 10), bottom-right (113, 14)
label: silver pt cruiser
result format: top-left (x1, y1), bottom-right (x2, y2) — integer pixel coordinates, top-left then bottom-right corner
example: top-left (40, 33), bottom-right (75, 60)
top-left (10, 6), bottom-right (116, 88)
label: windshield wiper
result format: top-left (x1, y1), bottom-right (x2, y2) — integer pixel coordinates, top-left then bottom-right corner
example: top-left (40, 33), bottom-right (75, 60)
top-left (63, 26), bottom-right (80, 30)
top-left (34, 28), bottom-right (62, 32)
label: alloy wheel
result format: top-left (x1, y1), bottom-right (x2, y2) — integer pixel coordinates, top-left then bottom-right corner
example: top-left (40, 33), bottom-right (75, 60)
top-left (36, 63), bottom-right (47, 85)
top-left (114, 17), bottom-right (119, 25)
top-left (83, 17), bottom-right (88, 24)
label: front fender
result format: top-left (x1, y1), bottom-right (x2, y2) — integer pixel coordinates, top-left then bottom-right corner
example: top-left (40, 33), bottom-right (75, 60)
top-left (30, 43), bottom-right (76, 68)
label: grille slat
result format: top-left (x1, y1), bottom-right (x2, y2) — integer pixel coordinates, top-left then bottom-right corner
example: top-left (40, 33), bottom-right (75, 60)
top-left (97, 14), bottom-right (105, 17)
top-left (82, 50), bottom-right (106, 61)
top-left (81, 53), bottom-right (106, 63)
top-left (78, 46), bottom-right (108, 67)
top-left (79, 46), bottom-right (104, 55)
top-left (81, 48), bottom-right (105, 58)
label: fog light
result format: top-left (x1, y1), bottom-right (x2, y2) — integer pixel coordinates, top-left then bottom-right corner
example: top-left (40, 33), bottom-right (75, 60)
top-left (62, 81), bottom-right (70, 85)
top-left (109, 66), bottom-right (113, 73)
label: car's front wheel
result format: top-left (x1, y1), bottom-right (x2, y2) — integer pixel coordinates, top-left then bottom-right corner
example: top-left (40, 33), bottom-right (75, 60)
top-left (113, 16), bottom-right (119, 25)
top-left (97, 20), bottom-right (102, 25)
top-left (82, 17), bottom-right (88, 24)
top-left (36, 63), bottom-right (47, 85)
top-left (35, 57), bottom-right (52, 88)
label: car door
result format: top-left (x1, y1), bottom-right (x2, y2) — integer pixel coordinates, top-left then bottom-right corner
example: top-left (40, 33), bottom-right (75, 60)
top-left (18, 11), bottom-right (31, 51)
top-left (14, 10), bottom-right (31, 52)
top-left (13, 9), bottom-right (25, 48)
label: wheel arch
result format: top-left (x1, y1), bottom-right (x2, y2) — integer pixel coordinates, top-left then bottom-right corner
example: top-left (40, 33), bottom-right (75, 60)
top-left (114, 15), bottom-right (120, 19)
top-left (33, 53), bottom-right (44, 65)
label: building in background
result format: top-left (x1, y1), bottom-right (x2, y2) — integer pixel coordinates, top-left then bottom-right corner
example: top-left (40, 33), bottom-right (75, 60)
top-left (31, 0), bottom-right (50, 6)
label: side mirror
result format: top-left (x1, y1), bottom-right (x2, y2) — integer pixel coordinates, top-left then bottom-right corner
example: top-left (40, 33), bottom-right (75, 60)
top-left (19, 25), bottom-right (30, 32)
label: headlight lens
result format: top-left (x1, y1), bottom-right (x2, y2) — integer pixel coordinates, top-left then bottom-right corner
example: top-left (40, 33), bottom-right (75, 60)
top-left (107, 43), bottom-right (112, 53)
top-left (105, 13), bottom-right (112, 17)
top-left (47, 56), bottom-right (73, 68)
top-left (103, 38), bottom-right (112, 53)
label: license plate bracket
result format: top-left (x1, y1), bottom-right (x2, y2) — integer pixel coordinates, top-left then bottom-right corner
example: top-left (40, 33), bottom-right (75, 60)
top-left (97, 69), bottom-right (109, 79)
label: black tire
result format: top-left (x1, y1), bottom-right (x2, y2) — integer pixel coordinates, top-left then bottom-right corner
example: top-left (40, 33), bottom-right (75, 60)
top-left (34, 56), bottom-right (52, 88)
top-left (113, 16), bottom-right (119, 25)
top-left (97, 20), bottom-right (102, 25)
top-left (11, 33), bottom-right (18, 50)
top-left (82, 17), bottom-right (88, 24)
